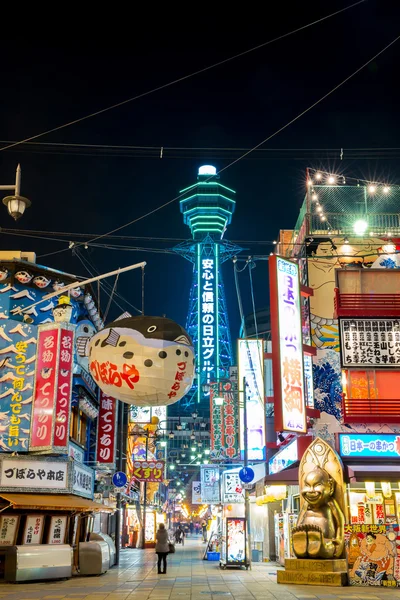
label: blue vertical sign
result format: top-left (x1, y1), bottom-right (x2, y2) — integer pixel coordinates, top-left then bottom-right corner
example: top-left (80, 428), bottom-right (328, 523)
top-left (198, 249), bottom-right (217, 398)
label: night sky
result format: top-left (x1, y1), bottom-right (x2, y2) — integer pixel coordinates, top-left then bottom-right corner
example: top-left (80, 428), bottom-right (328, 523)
top-left (0, 1), bottom-right (399, 340)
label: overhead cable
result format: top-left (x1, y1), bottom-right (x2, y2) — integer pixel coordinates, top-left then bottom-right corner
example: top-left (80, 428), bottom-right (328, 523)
top-left (0, 0), bottom-right (366, 154)
top-left (38, 32), bottom-right (400, 260)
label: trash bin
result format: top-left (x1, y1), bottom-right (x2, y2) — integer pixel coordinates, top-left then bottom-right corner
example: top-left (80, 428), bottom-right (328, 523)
top-left (251, 549), bottom-right (261, 562)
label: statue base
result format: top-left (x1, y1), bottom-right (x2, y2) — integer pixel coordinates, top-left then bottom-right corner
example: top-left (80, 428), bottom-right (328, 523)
top-left (277, 558), bottom-right (348, 586)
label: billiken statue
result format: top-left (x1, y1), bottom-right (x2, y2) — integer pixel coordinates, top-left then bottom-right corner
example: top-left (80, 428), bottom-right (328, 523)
top-left (292, 437), bottom-right (345, 560)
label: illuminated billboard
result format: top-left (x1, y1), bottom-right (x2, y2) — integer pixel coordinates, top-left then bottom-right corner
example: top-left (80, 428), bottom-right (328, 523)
top-left (238, 339), bottom-right (265, 460)
top-left (269, 256), bottom-right (306, 433)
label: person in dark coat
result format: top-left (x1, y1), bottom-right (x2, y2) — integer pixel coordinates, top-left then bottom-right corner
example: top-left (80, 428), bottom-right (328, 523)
top-left (155, 523), bottom-right (170, 574)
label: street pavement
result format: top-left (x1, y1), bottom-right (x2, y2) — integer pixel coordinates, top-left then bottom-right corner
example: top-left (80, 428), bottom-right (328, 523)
top-left (0, 536), bottom-right (399, 600)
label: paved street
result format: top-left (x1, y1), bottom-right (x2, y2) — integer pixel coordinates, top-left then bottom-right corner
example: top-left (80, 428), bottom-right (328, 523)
top-left (0, 537), bottom-right (399, 600)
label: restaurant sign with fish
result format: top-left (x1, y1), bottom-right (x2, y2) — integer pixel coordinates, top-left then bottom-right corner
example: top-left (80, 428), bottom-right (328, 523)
top-left (0, 320), bottom-right (37, 452)
top-left (88, 314), bottom-right (195, 406)
top-left (29, 322), bottom-right (75, 453)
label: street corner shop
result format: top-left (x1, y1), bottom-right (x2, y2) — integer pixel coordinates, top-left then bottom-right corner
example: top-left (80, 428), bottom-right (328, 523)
top-left (0, 455), bottom-right (114, 582)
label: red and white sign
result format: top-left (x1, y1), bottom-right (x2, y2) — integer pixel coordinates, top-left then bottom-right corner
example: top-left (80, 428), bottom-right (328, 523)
top-left (23, 515), bottom-right (44, 545)
top-left (54, 329), bottom-right (74, 448)
top-left (30, 324), bottom-right (75, 452)
top-left (48, 515), bottom-right (68, 544)
top-left (269, 255), bottom-right (306, 433)
top-left (96, 392), bottom-right (117, 466)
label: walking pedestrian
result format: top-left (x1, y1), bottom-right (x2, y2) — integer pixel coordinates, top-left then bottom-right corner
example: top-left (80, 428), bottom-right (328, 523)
top-left (201, 519), bottom-right (208, 542)
top-left (155, 523), bottom-right (170, 574)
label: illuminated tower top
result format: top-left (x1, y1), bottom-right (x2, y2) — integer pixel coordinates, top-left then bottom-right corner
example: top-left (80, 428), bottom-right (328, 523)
top-left (180, 165), bottom-right (236, 240)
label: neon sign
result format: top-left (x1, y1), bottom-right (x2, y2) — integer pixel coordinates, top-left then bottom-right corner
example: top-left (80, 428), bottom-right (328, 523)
top-left (339, 434), bottom-right (400, 458)
top-left (238, 339), bottom-right (265, 461)
top-left (270, 256), bottom-right (306, 433)
top-left (200, 257), bottom-right (216, 385)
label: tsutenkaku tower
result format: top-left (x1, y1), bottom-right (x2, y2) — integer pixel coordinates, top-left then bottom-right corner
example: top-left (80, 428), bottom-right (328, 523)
top-left (173, 165), bottom-right (241, 413)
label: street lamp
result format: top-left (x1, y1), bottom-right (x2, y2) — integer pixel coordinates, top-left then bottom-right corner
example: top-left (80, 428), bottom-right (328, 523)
top-left (1, 165), bottom-right (31, 221)
top-left (191, 411), bottom-right (198, 419)
top-left (169, 431), bottom-right (175, 439)
top-left (190, 432), bottom-right (196, 441)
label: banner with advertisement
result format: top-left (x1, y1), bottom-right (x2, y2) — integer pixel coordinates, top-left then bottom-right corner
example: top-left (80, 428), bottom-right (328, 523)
top-left (30, 323), bottom-right (75, 453)
top-left (345, 523), bottom-right (400, 587)
top-left (0, 321), bottom-right (37, 452)
top-left (222, 471), bottom-right (244, 504)
top-left (269, 255), bottom-right (306, 433)
top-left (201, 464), bottom-right (220, 503)
top-left (238, 339), bottom-right (266, 460)
top-left (96, 392), bottom-right (117, 467)
top-left (210, 379), bottom-right (239, 460)
top-left (226, 518), bottom-right (246, 565)
top-left (192, 481), bottom-right (202, 504)
top-left (131, 460), bottom-right (165, 482)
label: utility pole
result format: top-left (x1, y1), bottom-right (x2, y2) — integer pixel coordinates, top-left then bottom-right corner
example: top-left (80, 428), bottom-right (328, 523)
top-left (243, 377), bottom-right (252, 570)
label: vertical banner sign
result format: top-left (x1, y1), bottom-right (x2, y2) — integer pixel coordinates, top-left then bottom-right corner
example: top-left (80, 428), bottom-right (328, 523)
top-left (30, 326), bottom-right (60, 450)
top-left (54, 328), bottom-right (74, 448)
top-left (210, 380), bottom-right (239, 460)
top-left (238, 339), bottom-right (266, 460)
top-left (199, 249), bottom-right (217, 397)
top-left (192, 481), bottom-right (202, 504)
top-left (30, 324), bottom-right (75, 452)
top-left (0, 321), bottom-right (37, 452)
top-left (96, 392), bottom-right (117, 466)
top-left (200, 464), bottom-right (220, 503)
top-left (269, 256), bottom-right (306, 433)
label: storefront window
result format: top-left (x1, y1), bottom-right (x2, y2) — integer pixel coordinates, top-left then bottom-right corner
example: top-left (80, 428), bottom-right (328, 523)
top-left (69, 406), bottom-right (88, 447)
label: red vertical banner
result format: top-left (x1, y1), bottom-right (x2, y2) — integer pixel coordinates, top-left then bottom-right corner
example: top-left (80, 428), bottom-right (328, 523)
top-left (54, 329), bottom-right (74, 449)
top-left (30, 324), bottom-right (75, 452)
top-left (96, 392), bottom-right (117, 466)
top-left (30, 327), bottom-right (60, 449)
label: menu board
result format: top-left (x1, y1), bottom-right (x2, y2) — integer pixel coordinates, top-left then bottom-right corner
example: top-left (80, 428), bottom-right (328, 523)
top-left (48, 516), bottom-right (68, 545)
top-left (226, 517), bottom-right (246, 565)
top-left (0, 515), bottom-right (19, 546)
top-left (23, 515), bottom-right (44, 545)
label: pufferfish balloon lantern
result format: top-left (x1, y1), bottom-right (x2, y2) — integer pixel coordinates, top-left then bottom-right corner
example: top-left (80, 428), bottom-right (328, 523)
top-left (88, 314), bottom-right (195, 406)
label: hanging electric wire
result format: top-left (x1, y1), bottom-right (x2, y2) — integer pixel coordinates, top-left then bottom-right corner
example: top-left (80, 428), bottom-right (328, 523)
top-left (0, 0), bottom-right (366, 155)
top-left (248, 259), bottom-right (259, 340)
top-left (37, 32), bottom-right (400, 261)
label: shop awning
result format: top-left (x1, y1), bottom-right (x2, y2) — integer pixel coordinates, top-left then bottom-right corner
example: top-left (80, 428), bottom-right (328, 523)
top-left (346, 464), bottom-right (400, 482)
top-left (0, 493), bottom-right (114, 512)
top-left (264, 467), bottom-right (299, 485)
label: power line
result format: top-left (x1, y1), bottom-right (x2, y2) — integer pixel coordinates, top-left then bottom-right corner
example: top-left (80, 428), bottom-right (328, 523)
top-left (0, 1), bottom-right (366, 155)
top-left (37, 32), bottom-right (400, 260)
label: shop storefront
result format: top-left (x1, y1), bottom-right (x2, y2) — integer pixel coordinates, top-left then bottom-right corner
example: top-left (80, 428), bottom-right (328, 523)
top-left (338, 433), bottom-right (400, 587)
top-left (0, 455), bottom-right (114, 581)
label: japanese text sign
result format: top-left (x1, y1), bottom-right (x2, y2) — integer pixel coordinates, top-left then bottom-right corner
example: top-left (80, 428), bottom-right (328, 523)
top-left (340, 319), bottom-right (400, 367)
top-left (0, 456), bottom-right (69, 491)
top-left (339, 434), bottom-right (400, 458)
top-left (192, 481), bottom-right (202, 504)
top-left (222, 471), bottom-right (244, 504)
top-left (0, 321), bottom-right (38, 452)
top-left (0, 515), bottom-right (19, 546)
top-left (23, 515), bottom-right (44, 545)
top-left (132, 460), bottom-right (165, 482)
top-left (73, 462), bottom-right (94, 499)
top-left (238, 339), bottom-right (266, 460)
top-left (269, 256), bottom-right (306, 433)
top-left (268, 439), bottom-right (298, 475)
top-left (30, 323), bottom-right (75, 452)
top-left (48, 516), bottom-right (68, 544)
top-left (199, 253), bottom-right (217, 388)
top-left (200, 464), bottom-right (220, 503)
top-left (96, 392), bottom-right (117, 466)
top-left (210, 379), bottom-right (239, 460)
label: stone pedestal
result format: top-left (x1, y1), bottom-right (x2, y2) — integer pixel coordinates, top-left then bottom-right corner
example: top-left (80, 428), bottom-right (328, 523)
top-left (277, 558), bottom-right (348, 586)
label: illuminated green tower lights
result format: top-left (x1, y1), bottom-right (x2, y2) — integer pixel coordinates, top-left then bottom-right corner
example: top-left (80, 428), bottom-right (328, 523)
top-left (173, 165), bottom-right (241, 413)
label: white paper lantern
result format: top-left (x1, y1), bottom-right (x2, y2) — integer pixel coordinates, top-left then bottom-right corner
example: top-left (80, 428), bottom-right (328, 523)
top-left (88, 315), bottom-right (195, 406)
